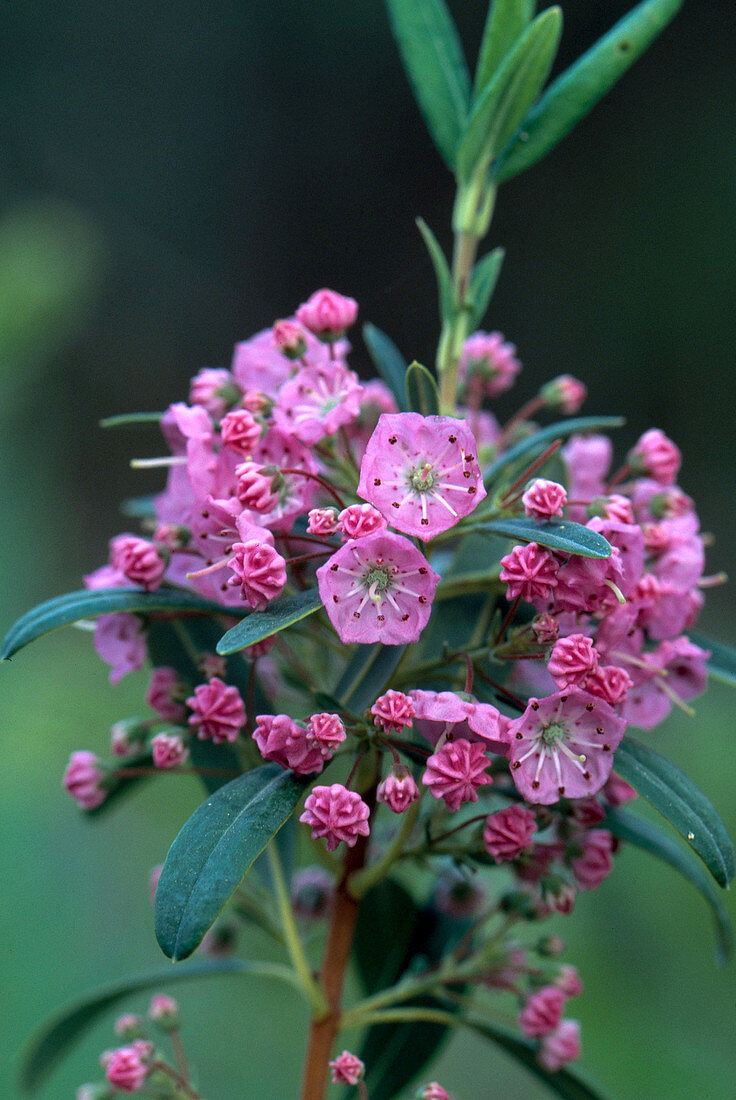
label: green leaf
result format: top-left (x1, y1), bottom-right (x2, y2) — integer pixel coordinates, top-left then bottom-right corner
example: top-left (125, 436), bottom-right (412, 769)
top-left (457, 8), bottom-right (563, 183)
top-left (416, 217), bottom-right (454, 322)
top-left (99, 410), bottom-right (163, 428)
top-left (216, 589), bottom-right (323, 655)
top-left (467, 246), bottom-right (505, 330)
top-left (606, 807), bottom-right (733, 964)
top-left (468, 516), bottom-right (612, 558)
top-left (474, 0), bottom-right (536, 97)
top-left (155, 764), bottom-right (307, 960)
top-left (483, 414), bottom-right (626, 490)
top-left (385, 0), bottom-right (471, 169)
top-left (334, 643), bottom-right (407, 713)
top-left (405, 360), bottom-right (441, 417)
top-left (1, 586), bottom-right (237, 661)
top-left (362, 323), bottom-right (409, 411)
top-left (19, 959), bottom-right (259, 1094)
top-left (688, 630), bottom-right (736, 690)
top-left (614, 736), bottom-right (736, 888)
top-left (354, 878), bottom-right (420, 995)
top-left (493, 0), bottom-right (685, 183)
top-left (465, 1017), bottom-right (607, 1100)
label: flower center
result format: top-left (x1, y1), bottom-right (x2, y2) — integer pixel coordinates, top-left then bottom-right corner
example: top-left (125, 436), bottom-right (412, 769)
top-left (364, 566), bottom-right (393, 602)
top-left (540, 721), bottom-right (566, 747)
top-left (408, 462), bottom-right (436, 493)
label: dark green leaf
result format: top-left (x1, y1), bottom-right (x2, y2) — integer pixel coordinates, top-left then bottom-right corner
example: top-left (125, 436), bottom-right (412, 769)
top-left (19, 959), bottom-right (256, 1094)
top-left (416, 217), bottom-right (454, 322)
top-left (334, 643), bottom-right (407, 713)
top-left (468, 516), bottom-right (612, 558)
top-left (216, 589), bottom-right (323, 655)
top-left (457, 8), bottom-right (562, 182)
top-left (354, 878), bottom-right (420, 995)
top-left (362, 323), bottom-right (409, 411)
top-left (99, 410), bottom-right (163, 428)
top-left (1, 586), bottom-right (237, 662)
top-left (483, 414), bottom-right (626, 490)
top-left (385, 0), bottom-right (471, 168)
top-left (614, 736), bottom-right (736, 888)
top-left (467, 246), bottom-right (505, 330)
top-left (465, 1017), bottom-right (607, 1100)
top-left (474, 0), bottom-right (536, 96)
top-left (606, 807), bottom-right (733, 964)
top-left (155, 764), bottom-right (307, 960)
top-left (688, 630), bottom-right (736, 690)
top-left (405, 360), bottom-right (441, 417)
top-left (493, 0), bottom-right (685, 183)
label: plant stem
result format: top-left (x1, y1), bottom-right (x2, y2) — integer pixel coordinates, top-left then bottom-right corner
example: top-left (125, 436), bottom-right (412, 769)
top-left (267, 842), bottom-right (328, 1017)
top-left (438, 230), bottom-right (479, 415)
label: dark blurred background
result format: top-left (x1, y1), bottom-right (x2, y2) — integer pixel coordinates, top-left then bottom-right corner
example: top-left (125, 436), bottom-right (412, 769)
top-left (2, 1), bottom-right (735, 1096)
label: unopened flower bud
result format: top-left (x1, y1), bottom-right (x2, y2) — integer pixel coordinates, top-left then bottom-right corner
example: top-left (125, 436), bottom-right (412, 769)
top-left (307, 507), bottom-right (339, 536)
top-left (272, 318), bottom-right (307, 359)
top-left (148, 994), bottom-right (180, 1031)
top-left (220, 408), bottom-right (262, 456)
top-left (416, 1085), bottom-right (452, 1100)
top-left (329, 1050), bottom-right (365, 1085)
top-left (540, 374), bottom-right (587, 414)
top-left (114, 1014), bottom-right (145, 1040)
top-left (296, 288), bottom-right (358, 340)
top-left (536, 934), bottom-right (566, 958)
top-left (63, 751), bottom-right (107, 811)
top-left (377, 765), bottom-right (421, 813)
top-left (110, 719), bottom-right (147, 758)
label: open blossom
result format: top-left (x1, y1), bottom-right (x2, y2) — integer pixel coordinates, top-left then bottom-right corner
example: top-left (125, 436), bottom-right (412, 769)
top-left (409, 689), bottom-right (509, 755)
top-left (522, 479), bottom-right (568, 521)
top-left (63, 751), bottom-right (106, 810)
top-left (519, 985), bottom-right (567, 1038)
top-left (316, 530), bottom-right (439, 645)
top-left (300, 784), bottom-right (370, 850)
top-left (377, 766), bottom-right (421, 813)
top-left (338, 502), bottom-right (386, 540)
top-left (220, 408), bottom-right (262, 455)
top-left (357, 413), bottom-right (485, 540)
top-left (371, 689), bottom-right (415, 733)
top-left (547, 634), bottom-right (599, 690)
top-left (187, 678), bottom-right (246, 743)
top-left (227, 538), bottom-right (287, 610)
top-left (500, 542), bottom-right (559, 604)
top-left (507, 689), bottom-right (626, 804)
top-left (274, 361), bottom-right (363, 444)
top-left (630, 428), bottom-right (681, 486)
top-left (483, 804), bottom-right (538, 862)
top-left (151, 732), bottom-right (188, 769)
top-left (111, 536), bottom-right (166, 592)
top-left (253, 714), bottom-right (325, 774)
top-left (329, 1050), bottom-right (365, 1085)
top-left (422, 739), bottom-right (491, 811)
top-left (538, 1019), bottom-right (582, 1072)
top-left (296, 288), bottom-right (358, 339)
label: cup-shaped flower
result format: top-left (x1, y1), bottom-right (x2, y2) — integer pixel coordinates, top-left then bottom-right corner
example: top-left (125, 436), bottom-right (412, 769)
top-left (357, 413), bottom-right (485, 540)
top-left (316, 530), bottom-right (439, 644)
top-left (274, 361), bottom-right (363, 444)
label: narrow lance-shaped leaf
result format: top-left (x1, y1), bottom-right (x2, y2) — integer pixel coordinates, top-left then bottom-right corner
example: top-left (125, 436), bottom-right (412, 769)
top-left (20, 959), bottom-right (264, 1095)
top-left (216, 588), bottom-right (323, 655)
top-left (416, 217), bottom-right (454, 323)
top-left (334, 643), bottom-right (408, 713)
top-left (688, 630), bottom-right (736, 690)
top-left (467, 246), bottom-right (505, 331)
top-left (456, 7), bottom-right (563, 183)
top-left (155, 764), bottom-right (308, 960)
top-left (99, 410), bottom-right (163, 428)
top-left (614, 736), bottom-right (736, 888)
top-left (474, 0), bottom-right (536, 97)
top-left (606, 807), bottom-right (733, 965)
top-left (405, 360), bottom-right (441, 417)
top-left (1, 586), bottom-right (239, 662)
top-left (483, 414), bottom-right (626, 490)
top-left (493, 0), bottom-right (685, 183)
top-left (362, 323), bottom-right (409, 411)
top-left (385, 0), bottom-right (471, 169)
top-left (468, 516), bottom-right (612, 559)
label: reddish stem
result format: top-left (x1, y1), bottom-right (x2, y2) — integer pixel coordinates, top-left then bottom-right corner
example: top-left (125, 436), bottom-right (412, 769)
top-left (280, 468), bottom-right (346, 509)
top-left (499, 439), bottom-right (563, 505)
top-left (498, 395), bottom-right (545, 449)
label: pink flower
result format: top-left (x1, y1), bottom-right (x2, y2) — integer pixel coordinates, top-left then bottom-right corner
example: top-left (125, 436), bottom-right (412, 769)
top-left (595, 493), bottom-right (635, 524)
top-left (377, 766), bottom-right (421, 813)
top-left (409, 689), bottom-right (509, 755)
top-left (274, 361), bottom-right (364, 444)
top-left (296, 288), bottom-right (358, 339)
top-left (148, 994), bottom-right (179, 1028)
top-left (111, 536), bottom-right (166, 592)
top-left (547, 634), bottom-right (599, 690)
top-left (272, 318), bottom-right (307, 358)
top-left (540, 374), bottom-right (587, 414)
top-left (253, 714), bottom-right (325, 774)
top-left (146, 666), bottom-right (186, 722)
top-left (603, 772), bottom-right (637, 806)
top-left (249, 426), bottom-right (321, 531)
top-left (114, 1014), bottom-right (144, 1039)
top-left (305, 712), bottom-right (346, 758)
top-left (538, 1019), bottom-right (582, 1072)
top-left (235, 461), bottom-right (281, 513)
top-left (507, 689), bottom-right (626, 805)
top-left (189, 367), bottom-right (241, 419)
top-left (227, 538), bottom-right (287, 610)
top-left (483, 805), bottom-right (538, 862)
top-left (307, 507), bottom-right (339, 536)
top-left (328, 1050), bottom-right (365, 1085)
top-left (104, 1043), bottom-right (150, 1092)
top-left (357, 413), bottom-right (486, 540)
top-left (371, 689), bottom-right (415, 733)
top-left (532, 613), bottom-right (559, 645)
top-left (338, 502), bottom-right (387, 541)
top-left (519, 985), bottom-right (567, 1038)
top-left (300, 783), bottom-right (371, 851)
top-left (571, 829), bottom-right (614, 890)
top-left (148, 864), bottom-right (162, 905)
top-left (63, 751), bottom-right (106, 810)
top-left (422, 739), bottom-right (491, 811)
top-left (151, 732), bottom-right (189, 769)
top-left (110, 719), bottom-right (145, 758)
top-left (547, 544), bottom-right (626, 616)
top-left (555, 965), bottom-right (584, 998)
top-left (522, 479), bottom-right (568, 521)
top-left (630, 428), bottom-right (681, 486)
top-left (418, 1085), bottom-right (452, 1100)
top-left (500, 542), bottom-right (559, 604)
top-left (584, 664), bottom-right (632, 706)
top-left (186, 678), bottom-right (246, 743)
top-left (459, 330), bottom-right (521, 397)
top-left (220, 408), bottom-right (262, 456)
top-left (562, 433), bottom-right (612, 521)
top-left (316, 531), bottom-right (439, 645)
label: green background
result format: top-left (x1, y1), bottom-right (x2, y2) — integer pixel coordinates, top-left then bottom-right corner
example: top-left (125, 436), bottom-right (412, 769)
top-left (2, 1), bottom-right (735, 1097)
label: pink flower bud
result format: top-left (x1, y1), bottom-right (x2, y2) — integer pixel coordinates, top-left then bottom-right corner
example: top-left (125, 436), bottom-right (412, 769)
top-left (305, 712), bottom-right (346, 758)
top-left (145, 666), bottom-right (186, 722)
top-left (338, 502), bottom-right (387, 541)
top-left (151, 731), bottom-right (189, 769)
top-left (522, 478), bottom-right (568, 521)
top-left (227, 539), bottom-right (287, 610)
top-left (186, 677), bottom-right (246, 743)
top-left (296, 288), bottom-right (358, 339)
top-left (254, 713), bottom-right (325, 774)
top-left (459, 330), bottom-right (521, 397)
top-left (555, 965), bottom-right (584, 998)
top-left (110, 719), bottom-right (146, 758)
top-left (483, 805), bottom-right (537, 862)
top-left (571, 829), bottom-right (614, 890)
top-left (540, 374), bottom-right (587, 414)
top-left (235, 461), bottom-right (281, 513)
top-left (532, 613), bottom-right (559, 646)
top-left (63, 751), bottom-right (107, 810)
top-left (538, 1019), bottom-right (582, 1072)
top-left (272, 318), bottom-right (307, 358)
top-left (200, 653), bottom-right (228, 680)
top-left (189, 367), bottom-right (241, 418)
top-left (584, 664), bottom-right (633, 706)
top-left (220, 408), bottom-right (262, 456)
top-left (114, 1014), bottom-right (144, 1039)
top-left (148, 994), bottom-right (179, 1030)
top-left (299, 783), bottom-right (371, 851)
top-left (518, 985), bottom-right (566, 1038)
top-left (602, 772), bottom-right (637, 807)
top-left (329, 1050), bottom-right (365, 1085)
top-left (111, 536), bottom-right (166, 592)
top-left (547, 634), bottom-right (599, 689)
top-left (244, 636), bottom-right (276, 659)
top-left (417, 1085), bottom-right (452, 1100)
top-left (242, 388), bottom-right (271, 414)
top-left (307, 507), bottom-right (339, 536)
top-left (500, 542), bottom-right (560, 604)
top-left (371, 689), bottom-right (415, 733)
top-left (630, 428), bottom-right (681, 486)
top-left (422, 738), bottom-right (491, 812)
top-left (377, 766), bottom-right (421, 813)
top-left (104, 1043), bottom-right (150, 1092)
